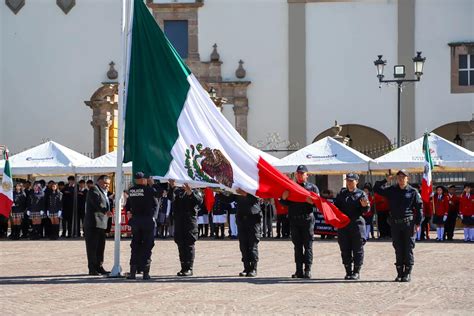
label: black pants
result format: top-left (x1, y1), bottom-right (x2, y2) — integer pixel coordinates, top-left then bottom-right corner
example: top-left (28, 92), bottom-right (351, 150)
top-left (76, 210), bottom-right (85, 236)
top-left (391, 221), bottom-right (415, 266)
top-left (84, 227), bottom-right (106, 272)
top-left (262, 210), bottom-right (273, 237)
top-left (62, 216), bottom-right (72, 237)
top-left (444, 212), bottom-right (458, 240)
top-left (290, 214), bottom-right (315, 265)
top-left (0, 215), bottom-right (8, 237)
top-left (237, 216), bottom-right (261, 263)
top-left (337, 218), bottom-right (365, 266)
top-left (174, 216), bottom-right (198, 265)
top-left (129, 217), bottom-right (155, 269)
top-left (377, 212), bottom-right (391, 238)
top-left (276, 214), bottom-right (290, 237)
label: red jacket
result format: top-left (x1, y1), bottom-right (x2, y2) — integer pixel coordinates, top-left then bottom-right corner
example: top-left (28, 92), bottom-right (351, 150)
top-left (274, 199), bottom-right (288, 216)
top-left (447, 193), bottom-right (459, 214)
top-left (374, 193), bottom-right (389, 212)
top-left (433, 194), bottom-right (449, 217)
top-left (459, 193), bottom-right (474, 216)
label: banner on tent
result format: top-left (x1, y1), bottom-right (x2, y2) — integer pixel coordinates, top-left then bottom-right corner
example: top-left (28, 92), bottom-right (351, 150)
top-left (314, 209), bottom-right (337, 236)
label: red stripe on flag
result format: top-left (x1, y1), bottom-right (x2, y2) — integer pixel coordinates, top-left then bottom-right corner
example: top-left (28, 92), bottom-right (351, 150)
top-left (0, 194), bottom-right (13, 218)
top-left (255, 157), bottom-right (349, 229)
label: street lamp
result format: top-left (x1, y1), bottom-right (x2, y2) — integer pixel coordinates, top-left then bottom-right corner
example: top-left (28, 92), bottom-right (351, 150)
top-left (374, 52), bottom-right (426, 147)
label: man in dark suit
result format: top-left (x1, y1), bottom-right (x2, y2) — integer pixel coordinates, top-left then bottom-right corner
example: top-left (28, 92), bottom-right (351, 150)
top-left (83, 175), bottom-right (112, 276)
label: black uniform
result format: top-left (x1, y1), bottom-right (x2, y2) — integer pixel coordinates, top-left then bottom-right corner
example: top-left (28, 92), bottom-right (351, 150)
top-left (22, 188), bottom-right (33, 238)
top-left (334, 188), bottom-right (369, 278)
top-left (374, 180), bottom-right (422, 281)
top-left (61, 185), bottom-right (75, 237)
top-left (10, 190), bottom-right (27, 240)
top-left (235, 194), bottom-right (262, 276)
top-left (126, 184), bottom-right (157, 275)
top-left (27, 190), bottom-right (45, 239)
top-left (47, 190), bottom-right (63, 239)
top-left (171, 187), bottom-right (203, 275)
top-left (280, 182), bottom-right (319, 278)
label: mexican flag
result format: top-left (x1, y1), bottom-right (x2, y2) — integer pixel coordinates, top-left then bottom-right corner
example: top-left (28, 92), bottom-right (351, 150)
top-left (421, 133), bottom-right (433, 203)
top-left (123, 0), bottom-right (349, 228)
top-left (0, 150), bottom-right (13, 218)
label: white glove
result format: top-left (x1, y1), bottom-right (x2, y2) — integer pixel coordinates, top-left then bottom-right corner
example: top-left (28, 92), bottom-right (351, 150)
top-left (443, 215), bottom-right (447, 222)
top-left (40, 210), bottom-right (44, 216)
top-left (27, 210), bottom-right (30, 216)
top-left (47, 210), bottom-right (50, 217)
top-left (58, 210), bottom-right (62, 218)
top-left (460, 215), bottom-right (464, 220)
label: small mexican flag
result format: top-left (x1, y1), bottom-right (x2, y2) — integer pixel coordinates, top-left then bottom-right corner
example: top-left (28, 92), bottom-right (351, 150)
top-left (421, 133), bottom-right (433, 203)
top-left (123, 0), bottom-right (349, 228)
top-left (0, 150), bottom-right (14, 218)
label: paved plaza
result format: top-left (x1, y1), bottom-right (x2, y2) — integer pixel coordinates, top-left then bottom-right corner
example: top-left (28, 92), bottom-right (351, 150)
top-left (1, 234), bottom-right (473, 315)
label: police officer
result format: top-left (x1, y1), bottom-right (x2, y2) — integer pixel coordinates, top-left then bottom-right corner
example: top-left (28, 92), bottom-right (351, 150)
top-left (374, 169), bottom-right (422, 282)
top-left (125, 172), bottom-right (157, 280)
top-left (334, 173), bottom-right (370, 280)
top-left (234, 188), bottom-right (262, 277)
top-left (280, 165), bottom-right (319, 279)
top-left (169, 180), bottom-right (203, 276)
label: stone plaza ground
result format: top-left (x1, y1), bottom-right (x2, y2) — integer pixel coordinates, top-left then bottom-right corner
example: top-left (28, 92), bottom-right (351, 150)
top-left (1, 233), bottom-right (473, 315)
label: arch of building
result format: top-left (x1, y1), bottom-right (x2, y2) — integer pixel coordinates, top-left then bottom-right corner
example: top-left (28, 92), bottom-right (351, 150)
top-left (312, 124), bottom-right (391, 148)
top-left (431, 121), bottom-right (471, 146)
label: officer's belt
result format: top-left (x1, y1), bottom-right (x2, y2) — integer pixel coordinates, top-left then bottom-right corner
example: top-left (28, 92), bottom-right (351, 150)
top-left (392, 216), bottom-right (413, 224)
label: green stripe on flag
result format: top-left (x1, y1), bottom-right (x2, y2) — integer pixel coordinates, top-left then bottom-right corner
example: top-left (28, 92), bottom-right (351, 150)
top-left (123, 0), bottom-right (192, 176)
top-left (423, 133), bottom-right (433, 169)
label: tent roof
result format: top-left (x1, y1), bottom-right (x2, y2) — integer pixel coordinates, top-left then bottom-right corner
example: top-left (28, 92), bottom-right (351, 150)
top-left (274, 136), bottom-right (373, 174)
top-left (75, 151), bottom-right (132, 174)
top-left (0, 141), bottom-right (92, 176)
top-left (371, 133), bottom-right (474, 172)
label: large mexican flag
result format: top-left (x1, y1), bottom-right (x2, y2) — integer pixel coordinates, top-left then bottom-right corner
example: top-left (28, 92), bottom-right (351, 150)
top-left (123, 0), bottom-right (349, 228)
top-left (0, 150), bottom-right (13, 218)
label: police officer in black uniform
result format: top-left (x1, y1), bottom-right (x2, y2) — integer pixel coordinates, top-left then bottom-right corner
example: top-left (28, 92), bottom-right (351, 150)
top-left (125, 172), bottom-right (157, 280)
top-left (374, 169), bottom-right (422, 282)
top-left (334, 173), bottom-right (370, 280)
top-left (169, 180), bottom-right (203, 276)
top-left (234, 188), bottom-right (262, 277)
top-left (280, 165), bottom-right (319, 279)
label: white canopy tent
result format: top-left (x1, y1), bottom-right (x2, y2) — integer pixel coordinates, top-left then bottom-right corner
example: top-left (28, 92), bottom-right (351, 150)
top-left (274, 136), bottom-right (373, 174)
top-left (75, 146), bottom-right (278, 175)
top-left (370, 133), bottom-right (474, 172)
top-left (0, 141), bottom-right (92, 176)
top-left (76, 150), bottom-right (132, 175)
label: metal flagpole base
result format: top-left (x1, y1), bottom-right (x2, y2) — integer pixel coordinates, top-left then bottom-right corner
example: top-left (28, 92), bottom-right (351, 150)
top-left (108, 265), bottom-right (124, 278)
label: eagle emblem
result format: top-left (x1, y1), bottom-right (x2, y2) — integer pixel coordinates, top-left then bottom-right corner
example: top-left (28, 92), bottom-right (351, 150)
top-left (185, 143), bottom-right (234, 188)
top-left (2, 181), bottom-right (12, 192)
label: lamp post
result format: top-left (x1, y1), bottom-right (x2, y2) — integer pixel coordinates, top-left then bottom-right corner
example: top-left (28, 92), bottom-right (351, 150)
top-left (374, 52), bottom-right (426, 147)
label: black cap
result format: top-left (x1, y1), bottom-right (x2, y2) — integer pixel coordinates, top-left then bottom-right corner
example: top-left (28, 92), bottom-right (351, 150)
top-left (346, 173), bottom-right (359, 181)
top-left (134, 172), bottom-right (145, 179)
top-left (396, 169), bottom-right (409, 176)
top-left (448, 184), bottom-right (456, 189)
top-left (296, 165), bottom-right (308, 173)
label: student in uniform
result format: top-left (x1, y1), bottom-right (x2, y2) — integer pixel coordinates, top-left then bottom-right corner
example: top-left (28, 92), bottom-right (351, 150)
top-left (432, 186), bottom-right (449, 241)
top-left (459, 183), bottom-right (474, 242)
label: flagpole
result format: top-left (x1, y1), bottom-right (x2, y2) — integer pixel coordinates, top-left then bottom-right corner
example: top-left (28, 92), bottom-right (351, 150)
top-left (110, 0), bottom-right (131, 278)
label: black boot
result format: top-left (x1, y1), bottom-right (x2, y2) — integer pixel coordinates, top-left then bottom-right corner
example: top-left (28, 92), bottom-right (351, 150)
top-left (127, 265), bottom-right (137, 280)
top-left (402, 265), bottom-right (412, 282)
top-left (344, 264), bottom-right (352, 280)
top-left (143, 265), bottom-right (151, 280)
top-left (351, 265), bottom-right (361, 280)
top-left (303, 264), bottom-right (312, 279)
top-left (239, 262), bottom-right (250, 277)
top-left (291, 263), bottom-right (304, 278)
top-left (247, 262), bottom-right (257, 277)
top-left (181, 262), bottom-right (193, 276)
top-left (177, 262), bottom-right (186, 276)
top-left (395, 265), bottom-right (404, 282)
